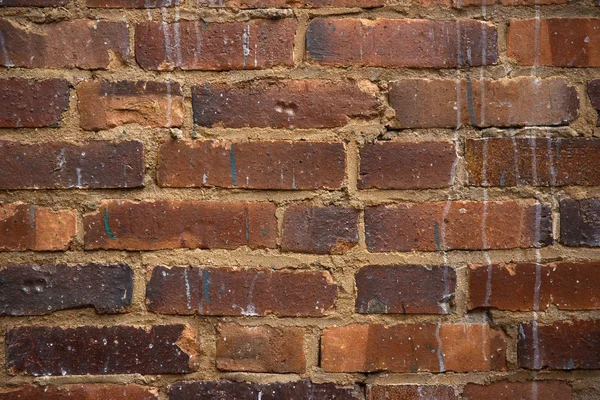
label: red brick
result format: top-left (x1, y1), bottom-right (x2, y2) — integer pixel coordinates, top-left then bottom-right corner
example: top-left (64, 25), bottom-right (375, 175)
top-left (389, 77), bottom-right (578, 129)
top-left (413, 0), bottom-right (569, 6)
top-left (470, 262), bottom-right (600, 311)
top-left (87, 0), bottom-right (177, 7)
top-left (0, 0), bottom-right (69, 6)
top-left (518, 320), bottom-right (600, 370)
top-left (0, 20), bottom-right (128, 69)
top-left (0, 141), bottom-right (144, 189)
top-left (0, 385), bottom-right (158, 400)
top-left (359, 142), bottom-right (457, 189)
top-left (135, 19), bottom-right (295, 71)
top-left (0, 79), bottom-right (69, 128)
top-left (306, 18), bottom-right (497, 68)
top-left (146, 266), bottom-right (337, 317)
top-left (77, 80), bottom-right (183, 131)
top-left (508, 18), bottom-right (600, 67)
top-left (158, 140), bottom-right (345, 190)
top-left (365, 200), bottom-right (552, 252)
top-left (216, 324), bottom-right (305, 373)
top-left (356, 265), bottom-right (456, 314)
top-left (282, 205), bottom-right (359, 254)
top-left (588, 80), bottom-right (600, 126)
top-left (192, 79), bottom-right (380, 129)
top-left (6, 325), bottom-right (198, 375)
top-left (321, 323), bottom-right (506, 372)
top-left (198, 0), bottom-right (382, 7)
top-left (560, 198), bottom-right (600, 247)
top-left (466, 138), bottom-right (600, 187)
top-left (462, 381), bottom-right (572, 400)
top-left (0, 203), bottom-right (77, 251)
top-left (83, 200), bottom-right (277, 251)
top-left (368, 385), bottom-right (458, 400)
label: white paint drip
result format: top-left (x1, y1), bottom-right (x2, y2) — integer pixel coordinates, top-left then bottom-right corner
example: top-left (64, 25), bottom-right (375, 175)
top-left (242, 21), bottom-right (250, 69)
top-left (165, 78), bottom-right (173, 127)
top-left (183, 267), bottom-right (191, 310)
top-left (161, 7), bottom-right (173, 66)
top-left (482, 138), bottom-right (493, 306)
top-left (0, 30), bottom-right (14, 67)
top-left (76, 167), bottom-right (82, 188)
top-left (173, 9), bottom-right (183, 68)
top-left (194, 21), bottom-right (202, 67)
top-left (480, 3), bottom-right (487, 127)
top-left (241, 272), bottom-right (259, 316)
top-left (435, 321), bottom-right (445, 372)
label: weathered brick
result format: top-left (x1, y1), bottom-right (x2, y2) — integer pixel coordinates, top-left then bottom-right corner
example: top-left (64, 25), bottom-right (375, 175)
top-left (356, 265), bottom-right (456, 314)
top-left (282, 205), bottom-right (359, 254)
top-left (0, 203), bottom-right (77, 251)
top-left (87, 0), bottom-right (177, 7)
top-left (192, 79), bottom-right (379, 129)
top-left (429, 0), bottom-right (570, 6)
top-left (321, 323), bottom-right (506, 372)
top-left (0, 20), bottom-right (128, 69)
top-left (368, 385), bottom-right (458, 400)
top-left (0, 0), bottom-right (69, 6)
top-left (0, 263), bottom-right (132, 316)
top-left (466, 138), bottom-right (600, 187)
top-left (365, 200), bottom-right (552, 252)
top-left (469, 262), bottom-right (600, 311)
top-left (84, 200), bottom-right (277, 250)
top-left (216, 324), bottom-right (305, 373)
top-left (199, 0), bottom-right (382, 6)
top-left (135, 19), bottom-right (295, 71)
top-left (0, 79), bottom-right (69, 128)
top-left (0, 141), bottom-right (144, 189)
top-left (359, 142), bottom-right (457, 189)
top-left (508, 18), bottom-right (600, 67)
top-left (306, 18), bottom-right (497, 68)
top-left (560, 198), bottom-right (600, 247)
top-left (158, 140), bottom-right (345, 190)
top-left (518, 320), bottom-right (600, 370)
top-left (462, 381), bottom-right (572, 400)
top-left (6, 325), bottom-right (198, 375)
top-left (0, 384), bottom-right (158, 400)
top-left (77, 80), bottom-right (183, 131)
top-left (389, 78), bottom-right (578, 129)
top-left (588, 80), bottom-right (600, 126)
top-left (169, 381), bottom-right (362, 400)
top-left (146, 266), bottom-right (337, 317)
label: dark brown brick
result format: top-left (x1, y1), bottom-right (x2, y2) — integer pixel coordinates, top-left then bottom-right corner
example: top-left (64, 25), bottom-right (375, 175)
top-left (0, 384), bottom-right (158, 400)
top-left (589, 80), bottom-right (600, 126)
top-left (0, 0), bottom-right (69, 6)
top-left (462, 381), bottom-right (572, 400)
top-left (518, 320), bottom-right (600, 370)
top-left (389, 78), bottom-right (578, 129)
top-left (135, 19), bottom-right (295, 71)
top-left (216, 324), bottom-right (305, 373)
top-left (87, 0), bottom-right (177, 7)
top-left (282, 205), bottom-right (359, 254)
top-left (306, 18), bottom-right (497, 68)
top-left (199, 0), bottom-right (382, 6)
top-left (359, 141), bottom-right (457, 189)
top-left (0, 79), bottom-right (69, 128)
top-left (368, 385), bottom-right (458, 400)
top-left (84, 200), bottom-right (277, 251)
top-left (0, 141), bottom-right (144, 189)
top-left (560, 198), bottom-right (600, 247)
top-left (365, 200), bottom-right (552, 252)
top-left (0, 20), bottom-right (128, 69)
top-left (158, 140), bottom-right (345, 190)
top-left (0, 263), bottom-right (132, 316)
top-left (146, 266), bottom-right (337, 317)
top-left (6, 325), bottom-right (198, 375)
top-left (77, 80), bottom-right (184, 131)
top-left (192, 79), bottom-right (380, 129)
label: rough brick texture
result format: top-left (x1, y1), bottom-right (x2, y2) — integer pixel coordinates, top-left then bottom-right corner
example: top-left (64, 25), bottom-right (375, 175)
top-left (198, 0), bottom-right (383, 7)
top-left (87, 0), bottom-right (178, 7)
top-left (462, 381), bottom-right (572, 400)
top-left (589, 80), bottom-right (600, 126)
top-left (0, 385), bottom-right (158, 400)
top-left (560, 198), bottom-right (600, 247)
top-left (368, 385), bottom-right (458, 400)
top-left (0, 0), bottom-right (69, 5)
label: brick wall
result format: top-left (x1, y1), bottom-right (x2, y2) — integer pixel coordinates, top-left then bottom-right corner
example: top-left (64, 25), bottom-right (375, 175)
top-left (1, 0), bottom-right (600, 398)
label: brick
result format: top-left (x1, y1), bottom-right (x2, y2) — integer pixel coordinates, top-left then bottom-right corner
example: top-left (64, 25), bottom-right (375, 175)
top-left (0, 79), bottom-right (69, 128)
top-left (135, 19), bottom-right (295, 71)
top-left (462, 381), bottom-right (572, 400)
top-left (0, 141), bottom-right (144, 189)
top-left (0, 203), bottom-right (77, 251)
top-left (365, 200), bottom-right (552, 252)
top-left (560, 198), bottom-right (600, 247)
top-left (0, 263), bottom-right (132, 316)
top-left (588, 80), bottom-right (600, 126)
top-left (77, 80), bottom-right (183, 131)
top-left (466, 138), bottom-right (600, 187)
top-left (508, 18), bottom-right (600, 67)
top-left (192, 79), bottom-right (379, 129)
top-left (413, 0), bottom-right (569, 6)
top-left (158, 140), bottom-right (345, 190)
top-left (0, 384), bottom-right (158, 400)
top-left (199, 0), bottom-right (382, 6)
top-left (306, 18), bottom-right (497, 68)
top-left (282, 205), bottom-right (359, 254)
top-left (169, 381), bottom-right (362, 400)
top-left (87, 0), bottom-right (177, 7)
top-left (368, 385), bottom-right (458, 400)
top-left (518, 320), bottom-right (600, 370)
top-left (84, 200), bottom-right (277, 251)
top-left (146, 266), bottom-right (337, 317)
top-left (469, 262), bottom-right (600, 311)
top-left (389, 77), bottom-right (578, 129)
top-left (321, 323), bottom-right (506, 372)
top-left (6, 325), bottom-right (197, 375)
top-left (356, 265), bottom-right (456, 314)
top-left (0, 0), bottom-right (69, 6)
top-left (216, 324), bottom-right (305, 373)
top-left (359, 142), bottom-right (457, 189)
top-left (0, 20), bottom-right (128, 69)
